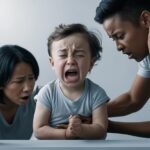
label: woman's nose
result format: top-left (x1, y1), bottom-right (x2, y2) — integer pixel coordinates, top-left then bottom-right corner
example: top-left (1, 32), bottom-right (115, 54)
top-left (23, 80), bottom-right (34, 92)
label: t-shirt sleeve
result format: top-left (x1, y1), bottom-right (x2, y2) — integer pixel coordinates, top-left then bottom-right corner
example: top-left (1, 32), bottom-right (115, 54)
top-left (137, 55), bottom-right (150, 78)
top-left (34, 84), bottom-right (52, 111)
top-left (29, 85), bottom-right (42, 109)
top-left (90, 82), bottom-right (110, 111)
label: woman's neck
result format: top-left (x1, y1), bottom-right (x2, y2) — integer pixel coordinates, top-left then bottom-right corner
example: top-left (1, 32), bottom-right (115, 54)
top-left (0, 99), bottom-right (18, 124)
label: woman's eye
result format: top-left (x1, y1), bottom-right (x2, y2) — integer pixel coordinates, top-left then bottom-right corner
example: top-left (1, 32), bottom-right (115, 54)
top-left (28, 77), bottom-right (35, 80)
top-left (14, 80), bottom-right (23, 84)
top-left (76, 54), bottom-right (84, 57)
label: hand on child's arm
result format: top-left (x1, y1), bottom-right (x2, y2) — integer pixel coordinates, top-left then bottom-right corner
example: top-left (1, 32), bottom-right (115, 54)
top-left (79, 115), bottom-right (92, 124)
top-left (56, 124), bottom-right (68, 129)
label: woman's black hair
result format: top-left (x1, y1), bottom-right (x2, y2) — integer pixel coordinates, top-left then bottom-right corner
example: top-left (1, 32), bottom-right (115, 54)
top-left (0, 45), bottom-right (39, 103)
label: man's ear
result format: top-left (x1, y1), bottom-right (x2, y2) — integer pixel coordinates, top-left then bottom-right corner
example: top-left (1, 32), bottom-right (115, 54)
top-left (140, 10), bottom-right (150, 28)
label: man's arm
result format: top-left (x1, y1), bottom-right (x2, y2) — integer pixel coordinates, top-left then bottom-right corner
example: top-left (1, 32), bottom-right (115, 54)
top-left (108, 120), bottom-right (150, 138)
top-left (108, 75), bottom-right (150, 117)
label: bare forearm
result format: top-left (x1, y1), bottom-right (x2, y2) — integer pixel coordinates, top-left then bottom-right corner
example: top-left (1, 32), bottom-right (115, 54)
top-left (108, 76), bottom-right (150, 117)
top-left (78, 124), bottom-right (107, 139)
top-left (108, 93), bottom-right (140, 117)
top-left (34, 126), bottom-right (66, 139)
top-left (108, 120), bottom-right (150, 138)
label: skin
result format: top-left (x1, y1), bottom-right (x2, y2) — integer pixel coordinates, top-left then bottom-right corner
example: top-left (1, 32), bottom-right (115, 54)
top-left (103, 14), bottom-right (149, 62)
top-left (65, 106), bottom-right (107, 139)
top-left (0, 62), bottom-right (35, 124)
top-left (56, 114), bottom-right (92, 129)
top-left (33, 33), bottom-right (108, 139)
top-left (50, 33), bottom-right (95, 98)
top-left (102, 11), bottom-right (150, 137)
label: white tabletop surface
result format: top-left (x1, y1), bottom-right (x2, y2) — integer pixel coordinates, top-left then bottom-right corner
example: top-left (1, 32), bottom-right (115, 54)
top-left (0, 140), bottom-right (150, 150)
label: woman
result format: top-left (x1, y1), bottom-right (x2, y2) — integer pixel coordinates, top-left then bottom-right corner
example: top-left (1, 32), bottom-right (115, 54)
top-left (0, 45), bottom-right (39, 139)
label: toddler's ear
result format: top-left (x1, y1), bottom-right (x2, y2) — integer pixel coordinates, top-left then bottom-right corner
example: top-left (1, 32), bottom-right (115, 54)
top-left (49, 57), bottom-right (54, 66)
top-left (89, 57), bottom-right (96, 72)
top-left (92, 57), bottom-right (96, 66)
top-left (49, 57), bottom-right (55, 70)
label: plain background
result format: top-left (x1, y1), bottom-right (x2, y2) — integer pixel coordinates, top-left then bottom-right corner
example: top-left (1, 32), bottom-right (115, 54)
top-left (0, 0), bottom-right (149, 140)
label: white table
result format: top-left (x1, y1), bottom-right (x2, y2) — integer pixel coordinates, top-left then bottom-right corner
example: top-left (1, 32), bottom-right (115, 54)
top-left (0, 140), bottom-right (150, 150)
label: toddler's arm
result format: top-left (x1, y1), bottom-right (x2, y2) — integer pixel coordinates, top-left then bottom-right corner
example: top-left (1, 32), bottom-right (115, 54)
top-left (68, 104), bottom-right (108, 139)
top-left (33, 101), bottom-right (66, 139)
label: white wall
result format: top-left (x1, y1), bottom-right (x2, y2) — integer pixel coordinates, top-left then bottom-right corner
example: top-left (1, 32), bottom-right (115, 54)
top-left (0, 0), bottom-right (149, 140)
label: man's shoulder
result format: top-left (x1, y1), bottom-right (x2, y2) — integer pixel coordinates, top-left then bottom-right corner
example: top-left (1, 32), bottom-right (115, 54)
top-left (138, 54), bottom-right (150, 78)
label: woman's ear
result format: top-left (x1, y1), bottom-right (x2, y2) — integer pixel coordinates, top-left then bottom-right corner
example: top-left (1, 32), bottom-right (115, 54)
top-left (140, 10), bottom-right (150, 28)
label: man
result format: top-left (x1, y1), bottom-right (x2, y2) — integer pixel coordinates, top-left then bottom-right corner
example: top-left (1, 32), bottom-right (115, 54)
top-left (95, 0), bottom-right (150, 138)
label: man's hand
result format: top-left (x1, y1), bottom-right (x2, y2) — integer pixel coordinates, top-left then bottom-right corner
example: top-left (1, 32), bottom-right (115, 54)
top-left (78, 114), bottom-right (92, 124)
top-left (107, 119), bottom-right (113, 132)
top-left (56, 124), bottom-right (68, 129)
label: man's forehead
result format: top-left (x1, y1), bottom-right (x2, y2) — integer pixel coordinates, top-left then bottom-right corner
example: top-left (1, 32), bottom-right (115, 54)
top-left (103, 15), bottom-right (124, 36)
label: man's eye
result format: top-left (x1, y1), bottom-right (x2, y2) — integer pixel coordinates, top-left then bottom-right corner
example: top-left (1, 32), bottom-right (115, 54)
top-left (112, 33), bottom-right (124, 41)
top-left (118, 34), bottom-right (124, 39)
top-left (112, 37), bottom-right (116, 41)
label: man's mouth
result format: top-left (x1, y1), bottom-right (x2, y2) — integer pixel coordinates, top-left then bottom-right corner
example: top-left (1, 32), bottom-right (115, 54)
top-left (123, 51), bottom-right (134, 59)
top-left (128, 53), bottom-right (134, 59)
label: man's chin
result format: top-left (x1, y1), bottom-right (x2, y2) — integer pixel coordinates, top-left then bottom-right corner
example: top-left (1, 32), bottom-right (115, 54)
top-left (136, 57), bottom-right (145, 62)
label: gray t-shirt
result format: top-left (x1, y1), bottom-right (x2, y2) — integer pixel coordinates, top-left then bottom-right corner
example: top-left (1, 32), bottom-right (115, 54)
top-left (0, 86), bottom-right (39, 139)
top-left (35, 79), bottom-right (109, 127)
top-left (137, 54), bottom-right (150, 78)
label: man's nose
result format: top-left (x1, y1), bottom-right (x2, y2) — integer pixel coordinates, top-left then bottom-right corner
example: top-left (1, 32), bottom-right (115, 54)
top-left (116, 41), bottom-right (123, 52)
